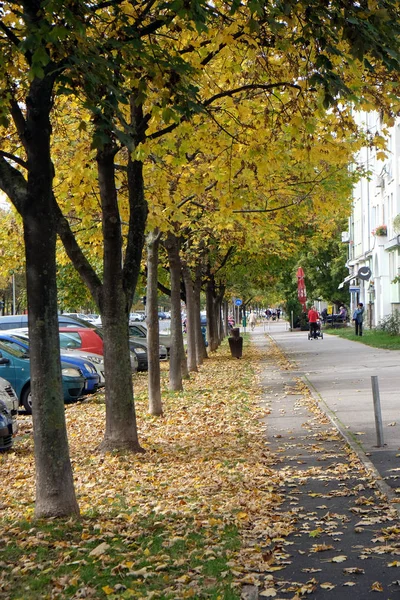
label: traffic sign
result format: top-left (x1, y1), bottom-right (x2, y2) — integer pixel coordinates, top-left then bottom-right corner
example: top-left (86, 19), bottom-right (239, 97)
top-left (234, 298), bottom-right (242, 306)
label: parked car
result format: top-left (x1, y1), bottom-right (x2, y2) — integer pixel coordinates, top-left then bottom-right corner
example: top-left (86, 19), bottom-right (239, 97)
top-left (58, 327), bottom-right (104, 354)
top-left (0, 314), bottom-right (93, 331)
top-left (158, 311), bottom-right (168, 320)
top-left (0, 399), bottom-right (14, 451)
top-left (129, 312), bottom-right (145, 322)
top-left (0, 333), bottom-right (100, 395)
top-left (58, 327), bottom-right (138, 373)
top-left (0, 377), bottom-right (19, 448)
top-left (128, 323), bottom-right (172, 357)
top-left (129, 339), bottom-right (149, 371)
top-left (0, 340), bottom-right (85, 413)
top-left (3, 328), bottom-right (109, 386)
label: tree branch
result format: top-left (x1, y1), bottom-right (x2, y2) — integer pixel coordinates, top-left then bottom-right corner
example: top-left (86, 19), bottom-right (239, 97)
top-left (0, 151), bottom-right (27, 170)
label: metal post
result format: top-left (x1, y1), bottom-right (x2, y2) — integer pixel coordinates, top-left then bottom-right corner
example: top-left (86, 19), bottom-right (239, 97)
top-left (12, 273), bottom-right (16, 315)
top-left (291, 311), bottom-right (294, 331)
top-left (371, 376), bottom-right (384, 447)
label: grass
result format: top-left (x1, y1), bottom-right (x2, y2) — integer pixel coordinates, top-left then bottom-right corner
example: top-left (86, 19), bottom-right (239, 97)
top-left (325, 325), bottom-right (400, 350)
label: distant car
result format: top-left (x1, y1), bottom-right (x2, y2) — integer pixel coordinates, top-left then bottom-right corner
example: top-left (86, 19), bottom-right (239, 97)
top-left (129, 312), bottom-right (145, 322)
top-left (158, 312), bottom-right (168, 320)
top-left (0, 340), bottom-right (85, 413)
top-left (128, 323), bottom-right (172, 357)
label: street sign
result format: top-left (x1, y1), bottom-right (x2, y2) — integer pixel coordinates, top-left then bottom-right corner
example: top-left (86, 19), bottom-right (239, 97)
top-left (358, 266), bottom-right (372, 281)
top-left (349, 286), bottom-right (360, 293)
top-left (234, 298), bottom-right (242, 306)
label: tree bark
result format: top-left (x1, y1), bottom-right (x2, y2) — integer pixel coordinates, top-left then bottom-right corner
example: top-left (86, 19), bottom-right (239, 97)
top-left (194, 262), bottom-right (207, 364)
top-left (146, 229), bottom-right (163, 415)
top-left (0, 75), bottom-right (80, 517)
top-left (182, 262), bottom-right (197, 372)
top-left (164, 232), bottom-right (187, 390)
top-left (96, 143), bottom-right (143, 452)
top-left (206, 277), bottom-right (219, 352)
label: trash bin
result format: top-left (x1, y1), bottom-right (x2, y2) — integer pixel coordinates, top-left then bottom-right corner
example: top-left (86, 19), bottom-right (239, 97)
top-left (228, 327), bottom-right (243, 358)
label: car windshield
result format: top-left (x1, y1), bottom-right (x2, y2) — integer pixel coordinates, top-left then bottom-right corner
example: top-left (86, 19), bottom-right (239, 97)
top-left (0, 339), bottom-right (29, 359)
top-left (128, 326), bottom-right (146, 338)
top-left (59, 332), bottom-right (81, 349)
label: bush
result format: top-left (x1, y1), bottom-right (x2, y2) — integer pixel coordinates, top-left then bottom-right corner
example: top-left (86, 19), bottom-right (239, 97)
top-left (377, 310), bottom-right (400, 336)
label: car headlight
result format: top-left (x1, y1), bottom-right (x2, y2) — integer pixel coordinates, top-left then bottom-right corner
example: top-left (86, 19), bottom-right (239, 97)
top-left (133, 347), bottom-right (146, 354)
top-left (62, 367), bottom-right (82, 378)
top-left (83, 362), bottom-right (96, 373)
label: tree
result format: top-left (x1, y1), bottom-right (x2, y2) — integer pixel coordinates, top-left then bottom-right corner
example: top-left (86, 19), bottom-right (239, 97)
top-left (1, 0), bottom-right (400, 518)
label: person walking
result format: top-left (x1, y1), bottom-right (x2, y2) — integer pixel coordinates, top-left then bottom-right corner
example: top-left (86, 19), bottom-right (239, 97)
top-left (307, 306), bottom-right (320, 339)
top-left (352, 302), bottom-right (364, 336)
top-left (248, 312), bottom-right (257, 331)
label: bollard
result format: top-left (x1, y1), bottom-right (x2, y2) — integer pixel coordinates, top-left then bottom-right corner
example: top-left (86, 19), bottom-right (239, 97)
top-left (371, 375), bottom-right (384, 447)
top-left (228, 327), bottom-right (243, 358)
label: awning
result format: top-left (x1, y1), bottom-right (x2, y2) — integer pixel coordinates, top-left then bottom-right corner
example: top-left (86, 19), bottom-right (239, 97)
top-left (338, 273), bottom-right (355, 289)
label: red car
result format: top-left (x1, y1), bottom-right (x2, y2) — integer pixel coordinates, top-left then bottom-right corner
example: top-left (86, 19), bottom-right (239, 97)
top-left (58, 327), bottom-right (104, 355)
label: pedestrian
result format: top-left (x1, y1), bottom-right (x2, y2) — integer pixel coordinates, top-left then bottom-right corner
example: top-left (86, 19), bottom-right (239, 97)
top-left (321, 307), bottom-right (328, 324)
top-left (248, 312), bottom-right (257, 331)
top-left (307, 305), bottom-right (320, 339)
top-left (339, 305), bottom-right (348, 321)
top-left (352, 302), bottom-right (364, 336)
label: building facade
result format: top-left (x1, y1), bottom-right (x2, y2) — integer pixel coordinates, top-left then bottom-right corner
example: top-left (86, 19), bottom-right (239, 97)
top-left (343, 112), bottom-right (400, 327)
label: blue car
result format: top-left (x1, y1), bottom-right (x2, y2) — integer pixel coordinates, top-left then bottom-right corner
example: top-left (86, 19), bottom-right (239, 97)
top-left (0, 334), bottom-right (99, 396)
top-left (0, 339), bottom-right (86, 414)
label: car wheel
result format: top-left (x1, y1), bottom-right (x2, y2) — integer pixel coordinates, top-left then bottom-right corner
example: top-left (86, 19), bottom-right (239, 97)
top-left (22, 385), bottom-right (32, 414)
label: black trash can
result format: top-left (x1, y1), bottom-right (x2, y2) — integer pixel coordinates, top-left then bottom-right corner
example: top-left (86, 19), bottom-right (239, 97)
top-left (228, 327), bottom-right (243, 358)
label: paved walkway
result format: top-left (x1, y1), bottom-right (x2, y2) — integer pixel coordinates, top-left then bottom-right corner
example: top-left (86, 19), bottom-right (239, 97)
top-left (264, 321), bottom-right (400, 494)
top-left (242, 322), bottom-right (400, 599)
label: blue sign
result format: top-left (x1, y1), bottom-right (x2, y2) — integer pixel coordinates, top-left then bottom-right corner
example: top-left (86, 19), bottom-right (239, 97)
top-left (349, 286), bottom-right (360, 293)
top-left (234, 298), bottom-right (242, 306)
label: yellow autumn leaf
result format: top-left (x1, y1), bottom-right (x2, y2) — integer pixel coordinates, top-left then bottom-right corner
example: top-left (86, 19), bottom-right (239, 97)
top-left (371, 581), bottom-right (383, 591)
top-left (102, 586), bottom-right (115, 595)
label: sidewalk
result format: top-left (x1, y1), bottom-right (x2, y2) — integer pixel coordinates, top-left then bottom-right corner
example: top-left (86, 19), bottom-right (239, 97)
top-left (244, 322), bottom-right (400, 599)
top-left (266, 321), bottom-right (400, 495)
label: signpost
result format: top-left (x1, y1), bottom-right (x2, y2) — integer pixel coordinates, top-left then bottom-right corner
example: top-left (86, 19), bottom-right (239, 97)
top-left (233, 298), bottom-right (242, 325)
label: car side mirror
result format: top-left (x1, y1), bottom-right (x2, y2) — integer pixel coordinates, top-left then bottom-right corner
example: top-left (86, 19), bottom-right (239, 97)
top-left (0, 355), bottom-right (10, 365)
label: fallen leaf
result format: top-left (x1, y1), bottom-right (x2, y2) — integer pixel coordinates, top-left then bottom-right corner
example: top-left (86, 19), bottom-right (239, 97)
top-left (89, 542), bottom-right (110, 557)
top-left (331, 555), bottom-right (347, 563)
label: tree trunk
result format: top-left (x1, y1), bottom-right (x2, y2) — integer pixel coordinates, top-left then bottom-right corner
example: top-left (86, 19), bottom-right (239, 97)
top-left (193, 264), bottom-right (207, 364)
top-left (16, 76), bottom-right (79, 518)
top-left (97, 146), bottom-right (143, 452)
top-left (56, 107), bottom-right (148, 453)
top-left (182, 263), bottom-right (197, 372)
top-left (146, 229), bottom-right (162, 415)
top-left (164, 232), bottom-right (186, 390)
top-left (206, 278), bottom-right (219, 351)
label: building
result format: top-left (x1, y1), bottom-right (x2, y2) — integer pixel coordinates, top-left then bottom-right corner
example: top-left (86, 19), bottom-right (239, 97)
top-left (342, 112), bottom-right (400, 327)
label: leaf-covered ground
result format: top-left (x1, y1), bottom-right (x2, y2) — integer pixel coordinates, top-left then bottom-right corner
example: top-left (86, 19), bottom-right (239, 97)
top-left (1, 336), bottom-right (399, 599)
